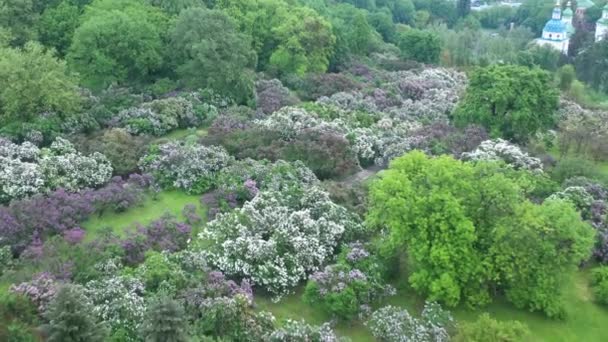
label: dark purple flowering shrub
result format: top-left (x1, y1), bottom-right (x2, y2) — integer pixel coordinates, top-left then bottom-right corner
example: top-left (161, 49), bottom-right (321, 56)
top-left (121, 213), bottom-right (192, 266)
top-left (63, 228), bottom-right (86, 245)
top-left (0, 175), bottom-right (152, 255)
top-left (255, 79), bottom-right (298, 115)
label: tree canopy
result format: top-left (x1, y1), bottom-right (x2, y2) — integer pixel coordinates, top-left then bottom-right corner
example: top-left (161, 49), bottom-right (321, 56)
top-left (367, 151), bottom-right (594, 316)
top-left (454, 64), bottom-right (559, 143)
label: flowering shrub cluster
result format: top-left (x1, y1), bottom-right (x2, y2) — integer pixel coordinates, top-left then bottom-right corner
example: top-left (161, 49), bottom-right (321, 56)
top-left (204, 159), bottom-right (319, 218)
top-left (268, 319), bottom-right (344, 342)
top-left (85, 274), bottom-right (145, 341)
top-left (462, 139), bottom-right (543, 171)
top-left (121, 213), bottom-right (192, 265)
top-left (559, 177), bottom-right (608, 263)
top-left (0, 137), bottom-right (113, 203)
top-left (140, 141), bottom-right (232, 194)
top-left (10, 272), bottom-right (58, 313)
top-left (556, 100), bottom-right (608, 162)
top-left (0, 174), bottom-right (152, 254)
top-left (366, 303), bottom-right (453, 342)
top-left (199, 186), bottom-right (363, 297)
top-left (115, 94), bottom-right (218, 136)
top-left (303, 243), bottom-right (394, 320)
top-left (255, 79), bottom-right (298, 116)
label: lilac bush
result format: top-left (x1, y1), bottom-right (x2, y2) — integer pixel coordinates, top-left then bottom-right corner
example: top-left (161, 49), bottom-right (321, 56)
top-left (268, 320), bottom-right (344, 342)
top-left (63, 227), bottom-right (86, 244)
top-left (462, 139), bottom-right (543, 171)
top-left (116, 95), bottom-right (217, 136)
top-left (366, 303), bottom-right (453, 342)
top-left (199, 186), bottom-right (363, 298)
top-left (0, 175), bottom-right (151, 254)
top-left (121, 214), bottom-right (192, 265)
top-left (10, 272), bottom-right (58, 313)
top-left (85, 274), bottom-right (145, 340)
top-left (255, 79), bottom-right (298, 116)
top-left (304, 243), bottom-right (393, 320)
top-left (139, 141), bottom-right (232, 194)
top-left (0, 137), bottom-right (113, 203)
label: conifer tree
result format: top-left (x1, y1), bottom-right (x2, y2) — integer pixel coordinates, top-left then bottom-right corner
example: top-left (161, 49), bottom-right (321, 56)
top-left (44, 284), bottom-right (108, 342)
top-left (141, 296), bottom-right (189, 342)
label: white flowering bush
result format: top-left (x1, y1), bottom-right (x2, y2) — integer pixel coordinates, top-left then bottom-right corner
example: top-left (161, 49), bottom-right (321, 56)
top-left (254, 107), bottom-right (330, 140)
top-left (40, 138), bottom-right (113, 191)
top-left (0, 138), bottom-right (112, 203)
top-left (461, 139), bottom-right (543, 171)
top-left (268, 320), bottom-right (345, 342)
top-left (366, 303), bottom-right (453, 342)
top-left (199, 186), bottom-right (363, 298)
top-left (548, 186), bottom-right (594, 217)
top-left (139, 141), bottom-right (233, 194)
top-left (117, 95), bottom-right (217, 136)
top-left (85, 275), bottom-right (145, 341)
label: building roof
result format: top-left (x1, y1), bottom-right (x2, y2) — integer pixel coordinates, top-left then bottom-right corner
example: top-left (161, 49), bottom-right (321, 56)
top-left (576, 0), bottom-right (595, 9)
top-left (563, 7), bottom-right (573, 17)
top-left (544, 19), bottom-right (567, 33)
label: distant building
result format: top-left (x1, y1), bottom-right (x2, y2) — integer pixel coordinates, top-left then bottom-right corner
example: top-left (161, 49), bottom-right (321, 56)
top-left (596, 4), bottom-right (608, 42)
top-left (576, 0), bottom-right (595, 26)
top-left (535, 1), bottom-right (571, 54)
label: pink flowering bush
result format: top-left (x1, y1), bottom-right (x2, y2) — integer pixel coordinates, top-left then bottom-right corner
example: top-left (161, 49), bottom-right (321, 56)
top-left (10, 272), bottom-right (58, 313)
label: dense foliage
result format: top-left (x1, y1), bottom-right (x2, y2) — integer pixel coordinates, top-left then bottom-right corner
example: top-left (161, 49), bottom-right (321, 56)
top-left (367, 151), bottom-right (594, 316)
top-left (2, 0), bottom-right (608, 340)
top-left (454, 64), bottom-right (559, 143)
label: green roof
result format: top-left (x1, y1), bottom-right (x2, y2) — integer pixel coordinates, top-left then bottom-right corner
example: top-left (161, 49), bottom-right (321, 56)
top-left (563, 8), bottom-right (573, 16)
top-left (576, 0), bottom-right (595, 9)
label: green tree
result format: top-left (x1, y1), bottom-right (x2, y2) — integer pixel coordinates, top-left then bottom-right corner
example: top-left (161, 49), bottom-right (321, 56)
top-left (516, 45), bottom-right (561, 71)
top-left (37, 1), bottom-right (80, 55)
top-left (367, 151), bottom-right (594, 316)
top-left (454, 64), bottom-right (558, 143)
top-left (67, 0), bottom-right (166, 90)
top-left (514, 0), bottom-right (555, 35)
top-left (591, 266), bottom-right (608, 305)
top-left (170, 7), bottom-right (257, 104)
top-left (369, 11), bottom-right (397, 42)
top-left (145, 0), bottom-right (204, 14)
top-left (454, 313), bottom-right (530, 342)
top-left (397, 28), bottom-right (441, 63)
top-left (0, 0), bottom-right (38, 46)
top-left (491, 199), bottom-right (594, 318)
top-left (457, 0), bottom-right (470, 18)
top-left (575, 39), bottom-right (608, 94)
top-left (269, 6), bottom-right (336, 75)
top-left (44, 284), bottom-right (108, 342)
top-left (388, 0), bottom-right (416, 24)
top-left (557, 64), bottom-right (576, 91)
top-left (141, 296), bottom-right (189, 342)
top-left (217, 0), bottom-right (288, 70)
top-left (367, 152), bottom-right (522, 307)
top-left (0, 41), bottom-right (80, 124)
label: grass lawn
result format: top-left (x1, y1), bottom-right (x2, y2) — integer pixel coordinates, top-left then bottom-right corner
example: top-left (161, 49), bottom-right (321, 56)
top-left (82, 190), bottom-right (204, 240)
top-left (256, 269), bottom-right (608, 341)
